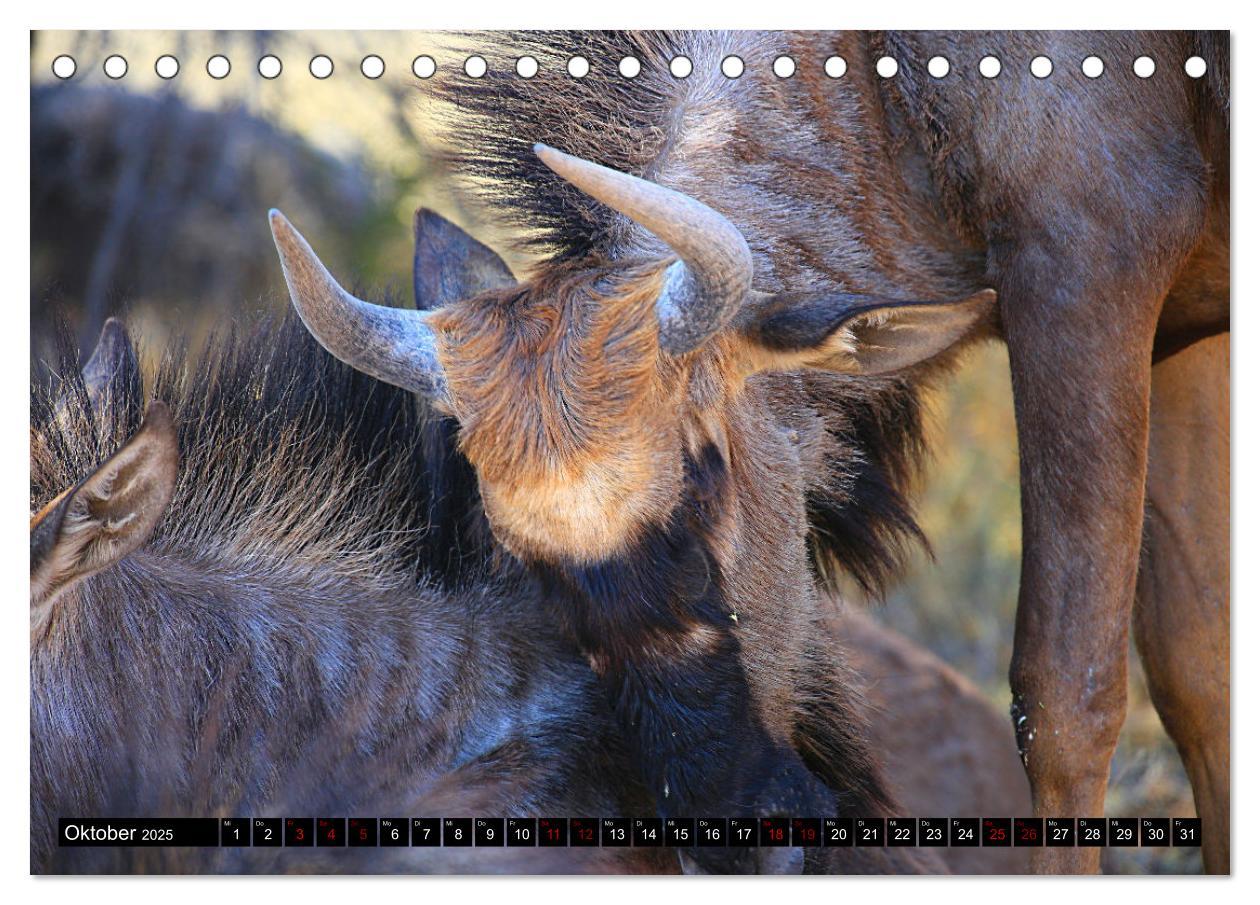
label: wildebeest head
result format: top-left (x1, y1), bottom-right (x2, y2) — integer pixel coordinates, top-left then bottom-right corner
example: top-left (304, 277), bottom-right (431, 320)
top-left (271, 146), bottom-right (994, 565)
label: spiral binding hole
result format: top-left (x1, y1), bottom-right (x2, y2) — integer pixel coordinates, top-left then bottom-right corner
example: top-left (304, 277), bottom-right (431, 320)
top-left (309, 55), bottom-right (333, 80)
top-left (206, 55), bottom-right (231, 79)
top-left (670, 56), bottom-right (693, 78)
top-left (103, 55), bottom-right (128, 80)
top-left (51, 55), bottom-right (76, 79)
top-left (155, 55), bottom-right (179, 79)
top-left (824, 56), bottom-right (847, 79)
top-left (412, 56), bottom-right (436, 79)
top-left (257, 55), bottom-right (282, 79)
top-left (773, 56), bottom-right (796, 78)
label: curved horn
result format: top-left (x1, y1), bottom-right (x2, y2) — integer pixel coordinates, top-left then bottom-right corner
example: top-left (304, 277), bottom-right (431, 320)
top-left (268, 210), bottom-right (448, 402)
top-left (534, 144), bottom-right (753, 355)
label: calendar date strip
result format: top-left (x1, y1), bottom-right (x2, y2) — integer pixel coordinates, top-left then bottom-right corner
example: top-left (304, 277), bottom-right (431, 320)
top-left (59, 816), bottom-right (1201, 848)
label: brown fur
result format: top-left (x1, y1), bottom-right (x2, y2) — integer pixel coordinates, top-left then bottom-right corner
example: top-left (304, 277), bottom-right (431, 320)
top-left (430, 31), bottom-right (1229, 872)
top-left (432, 261), bottom-right (677, 561)
top-left (1134, 334), bottom-right (1229, 873)
top-left (838, 608), bottom-right (1032, 874)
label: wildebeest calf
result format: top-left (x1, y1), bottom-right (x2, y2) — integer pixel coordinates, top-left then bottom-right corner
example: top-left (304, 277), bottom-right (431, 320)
top-left (30, 318), bottom-right (668, 874)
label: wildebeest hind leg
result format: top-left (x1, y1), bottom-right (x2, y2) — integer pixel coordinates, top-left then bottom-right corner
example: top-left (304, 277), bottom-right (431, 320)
top-left (1134, 334), bottom-right (1229, 874)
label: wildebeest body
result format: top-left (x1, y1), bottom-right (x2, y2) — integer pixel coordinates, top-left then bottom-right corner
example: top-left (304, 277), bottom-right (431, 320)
top-left (29, 319), bottom-right (659, 873)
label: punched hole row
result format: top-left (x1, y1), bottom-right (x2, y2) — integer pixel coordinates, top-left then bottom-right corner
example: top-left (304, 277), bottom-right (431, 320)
top-left (49, 53), bottom-right (1211, 82)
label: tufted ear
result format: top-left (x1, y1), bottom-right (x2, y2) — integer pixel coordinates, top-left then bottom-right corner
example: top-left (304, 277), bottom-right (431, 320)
top-left (413, 208), bottom-right (515, 310)
top-left (733, 288), bottom-right (996, 376)
top-left (30, 402), bottom-right (178, 611)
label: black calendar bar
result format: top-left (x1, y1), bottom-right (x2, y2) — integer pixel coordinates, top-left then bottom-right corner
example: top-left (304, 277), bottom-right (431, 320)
top-left (58, 818), bottom-right (220, 846)
top-left (59, 816), bottom-right (1201, 848)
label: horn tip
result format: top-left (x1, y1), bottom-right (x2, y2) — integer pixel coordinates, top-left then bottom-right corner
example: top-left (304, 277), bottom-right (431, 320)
top-left (533, 143), bottom-right (563, 167)
top-left (268, 209), bottom-right (301, 251)
top-left (413, 207), bottom-right (446, 232)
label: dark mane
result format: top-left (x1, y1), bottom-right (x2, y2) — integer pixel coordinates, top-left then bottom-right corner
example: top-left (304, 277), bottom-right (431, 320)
top-left (31, 311), bottom-right (500, 589)
top-left (801, 373), bottom-right (930, 597)
top-left (430, 30), bottom-right (928, 597)
top-left (430, 30), bottom-right (723, 260)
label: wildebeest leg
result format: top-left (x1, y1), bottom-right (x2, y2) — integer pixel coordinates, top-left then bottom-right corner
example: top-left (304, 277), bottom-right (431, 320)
top-left (880, 30), bottom-right (1216, 872)
top-left (1000, 255), bottom-right (1164, 874)
top-left (1134, 334), bottom-right (1229, 874)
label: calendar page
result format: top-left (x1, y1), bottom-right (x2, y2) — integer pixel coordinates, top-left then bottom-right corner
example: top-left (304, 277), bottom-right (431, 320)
top-left (29, 28), bottom-right (1228, 877)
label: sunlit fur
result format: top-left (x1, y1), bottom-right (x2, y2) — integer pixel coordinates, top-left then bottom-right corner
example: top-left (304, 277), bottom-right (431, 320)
top-left (431, 30), bottom-right (947, 596)
top-left (432, 260), bottom-right (674, 561)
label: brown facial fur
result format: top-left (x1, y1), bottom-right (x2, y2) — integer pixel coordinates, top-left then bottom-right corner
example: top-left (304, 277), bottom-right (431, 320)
top-left (432, 260), bottom-right (687, 562)
top-left (408, 232), bottom-right (918, 843)
top-left (428, 259), bottom-right (942, 569)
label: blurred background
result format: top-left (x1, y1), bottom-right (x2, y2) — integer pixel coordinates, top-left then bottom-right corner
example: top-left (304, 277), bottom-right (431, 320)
top-left (30, 30), bottom-right (1198, 873)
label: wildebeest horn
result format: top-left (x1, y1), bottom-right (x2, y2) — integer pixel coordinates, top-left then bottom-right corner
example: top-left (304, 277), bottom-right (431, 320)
top-left (534, 144), bottom-right (753, 355)
top-left (268, 210), bottom-right (448, 403)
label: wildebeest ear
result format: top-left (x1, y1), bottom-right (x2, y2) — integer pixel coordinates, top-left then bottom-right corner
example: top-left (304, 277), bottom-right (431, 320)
top-left (413, 208), bottom-right (515, 309)
top-left (30, 402), bottom-right (178, 611)
top-left (81, 317), bottom-right (140, 413)
top-left (734, 288), bottom-right (996, 375)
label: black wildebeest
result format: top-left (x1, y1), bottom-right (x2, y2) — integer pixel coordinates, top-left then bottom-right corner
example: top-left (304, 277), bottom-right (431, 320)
top-left (34, 317), bottom-right (990, 874)
top-left (281, 30), bottom-right (1227, 872)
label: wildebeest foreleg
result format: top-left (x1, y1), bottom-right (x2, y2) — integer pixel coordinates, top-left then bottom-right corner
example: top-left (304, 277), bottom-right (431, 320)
top-left (1000, 249), bottom-right (1163, 874)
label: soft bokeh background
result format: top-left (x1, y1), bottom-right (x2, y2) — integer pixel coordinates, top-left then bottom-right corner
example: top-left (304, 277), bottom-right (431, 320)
top-left (30, 30), bottom-right (1198, 873)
